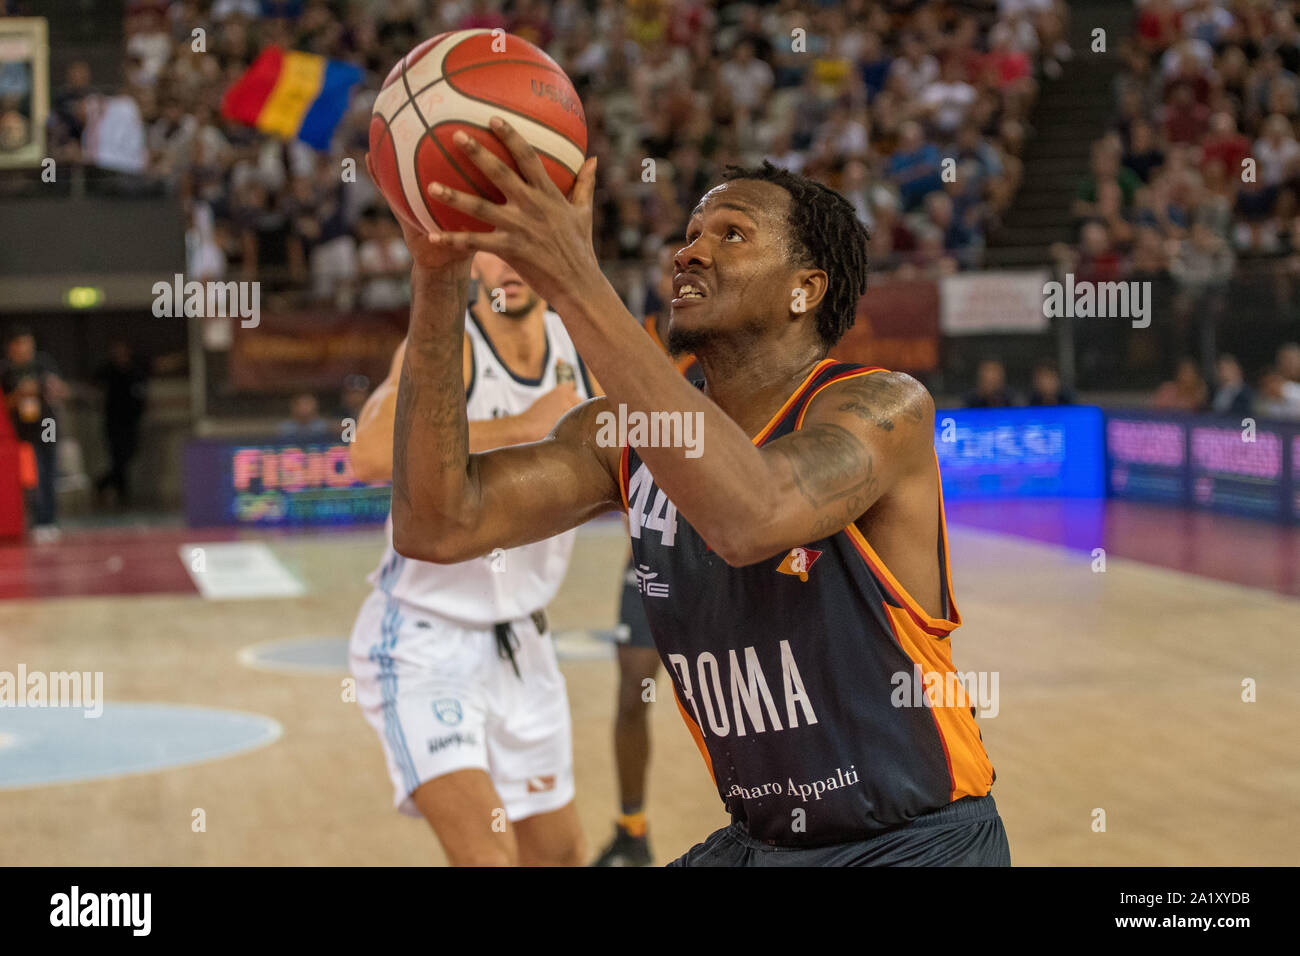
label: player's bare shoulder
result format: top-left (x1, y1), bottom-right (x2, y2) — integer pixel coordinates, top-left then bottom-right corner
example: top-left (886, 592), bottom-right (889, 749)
top-left (812, 370), bottom-right (935, 448)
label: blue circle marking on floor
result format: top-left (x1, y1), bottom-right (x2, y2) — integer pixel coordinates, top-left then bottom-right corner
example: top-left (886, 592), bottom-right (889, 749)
top-left (0, 703), bottom-right (282, 790)
top-left (238, 636), bottom-right (350, 675)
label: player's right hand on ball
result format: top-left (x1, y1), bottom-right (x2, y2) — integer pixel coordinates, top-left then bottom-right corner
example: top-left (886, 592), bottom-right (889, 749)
top-left (524, 383), bottom-right (583, 432)
top-left (365, 152), bottom-right (472, 271)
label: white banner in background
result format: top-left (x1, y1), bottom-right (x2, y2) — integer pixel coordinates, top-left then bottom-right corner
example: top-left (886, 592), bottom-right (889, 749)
top-left (940, 270), bottom-right (1051, 335)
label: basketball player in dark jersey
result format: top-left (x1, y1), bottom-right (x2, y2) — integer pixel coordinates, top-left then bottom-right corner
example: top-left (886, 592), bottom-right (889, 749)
top-left (594, 242), bottom-right (702, 867)
top-left (381, 120), bottom-right (1010, 865)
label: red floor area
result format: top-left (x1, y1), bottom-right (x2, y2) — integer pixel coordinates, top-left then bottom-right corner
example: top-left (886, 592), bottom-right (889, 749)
top-left (945, 498), bottom-right (1300, 598)
top-left (0, 502), bottom-right (1295, 601)
top-left (0, 527), bottom-right (231, 600)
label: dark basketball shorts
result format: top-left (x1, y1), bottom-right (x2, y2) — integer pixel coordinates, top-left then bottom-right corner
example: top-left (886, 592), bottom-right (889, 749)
top-left (668, 793), bottom-right (1011, 867)
top-left (615, 556), bottom-right (655, 650)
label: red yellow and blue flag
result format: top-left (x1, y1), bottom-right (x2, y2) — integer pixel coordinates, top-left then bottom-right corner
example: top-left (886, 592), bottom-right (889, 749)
top-left (220, 47), bottom-right (362, 150)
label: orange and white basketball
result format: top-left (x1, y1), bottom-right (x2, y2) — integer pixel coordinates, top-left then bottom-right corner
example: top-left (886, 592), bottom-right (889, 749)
top-left (368, 30), bottom-right (588, 234)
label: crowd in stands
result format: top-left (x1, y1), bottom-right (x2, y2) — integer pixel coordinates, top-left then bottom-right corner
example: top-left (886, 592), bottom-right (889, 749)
top-left (961, 357), bottom-right (1076, 407)
top-left (35, 0), bottom-right (1069, 306)
top-left (1053, 0), bottom-right (1300, 412)
top-left (1153, 342), bottom-right (1300, 418)
top-left (961, 344), bottom-right (1300, 420)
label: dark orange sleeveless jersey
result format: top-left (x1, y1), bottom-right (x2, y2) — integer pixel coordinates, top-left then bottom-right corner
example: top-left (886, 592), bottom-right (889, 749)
top-left (618, 358), bottom-right (996, 847)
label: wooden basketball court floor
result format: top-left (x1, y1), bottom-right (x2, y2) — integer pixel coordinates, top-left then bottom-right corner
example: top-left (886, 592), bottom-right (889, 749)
top-left (1, 500), bottom-right (1296, 866)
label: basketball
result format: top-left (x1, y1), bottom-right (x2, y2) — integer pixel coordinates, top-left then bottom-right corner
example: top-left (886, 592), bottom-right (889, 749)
top-left (368, 30), bottom-right (588, 234)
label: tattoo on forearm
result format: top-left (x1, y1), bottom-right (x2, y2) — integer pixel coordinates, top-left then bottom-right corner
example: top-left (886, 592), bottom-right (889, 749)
top-left (392, 277), bottom-right (472, 516)
top-left (835, 373), bottom-right (925, 432)
top-left (392, 362), bottom-right (418, 512)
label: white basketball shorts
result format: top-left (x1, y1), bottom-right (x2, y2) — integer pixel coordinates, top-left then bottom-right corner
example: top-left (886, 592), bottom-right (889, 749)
top-left (348, 589), bottom-right (575, 822)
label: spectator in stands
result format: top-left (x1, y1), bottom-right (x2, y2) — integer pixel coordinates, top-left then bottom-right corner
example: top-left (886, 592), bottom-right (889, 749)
top-left (1210, 353), bottom-right (1253, 417)
top-left (230, 179), bottom-right (283, 280)
top-left (307, 171), bottom-right (359, 308)
top-left (1201, 112), bottom-right (1250, 182)
top-left (93, 340), bottom-right (147, 508)
top-left (1028, 360), bottom-right (1075, 406)
top-left (1129, 225), bottom-right (1171, 281)
top-left (1163, 84), bottom-right (1210, 147)
top-left (899, 224), bottom-right (958, 280)
top-left (1234, 174), bottom-right (1279, 251)
top-left (0, 328), bottom-right (67, 541)
top-left (1257, 368), bottom-right (1300, 420)
top-left (1170, 221), bottom-right (1235, 296)
top-left (279, 393), bottom-right (329, 440)
top-left (717, 40), bottom-right (773, 115)
top-left (49, 60), bottom-right (94, 162)
top-left (1215, 46), bottom-right (1252, 109)
top-left (989, 10), bottom-right (1039, 60)
top-left (82, 83), bottom-right (149, 177)
top-left (887, 33), bottom-right (939, 101)
top-left (1093, 179), bottom-right (1135, 249)
top-left (1263, 342), bottom-right (1300, 417)
top-left (921, 190), bottom-right (981, 268)
top-left (337, 374), bottom-right (370, 427)
top-left (1153, 357), bottom-right (1209, 411)
top-left (1075, 140), bottom-right (1141, 221)
top-left (811, 104), bottom-right (870, 167)
top-left (1273, 9), bottom-right (1300, 76)
top-left (1255, 114), bottom-right (1300, 187)
top-left (953, 121), bottom-right (1004, 197)
top-left (857, 29), bottom-right (891, 100)
top-left (1247, 55), bottom-right (1299, 124)
top-left (1137, 0), bottom-right (1181, 59)
top-left (983, 21), bottom-right (1033, 98)
top-left (357, 211), bottom-right (412, 310)
top-left (1123, 119), bottom-right (1165, 184)
top-left (1196, 158), bottom-right (1235, 238)
top-left (963, 359), bottom-right (1019, 408)
top-left (1279, 342), bottom-right (1300, 385)
top-left (1052, 221), bottom-right (1127, 284)
top-left (886, 120), bottom-right (943, 212)
top-left (918, 56), bottom-right (976, 141)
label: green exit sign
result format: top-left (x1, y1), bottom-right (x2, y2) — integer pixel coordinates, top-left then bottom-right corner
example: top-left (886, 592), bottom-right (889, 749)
top-left (65, 286), bottom-right (104, 309)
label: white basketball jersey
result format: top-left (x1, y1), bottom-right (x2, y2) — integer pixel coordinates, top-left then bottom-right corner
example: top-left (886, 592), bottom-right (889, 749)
top-left (368, 307), bottom-right (592, 626)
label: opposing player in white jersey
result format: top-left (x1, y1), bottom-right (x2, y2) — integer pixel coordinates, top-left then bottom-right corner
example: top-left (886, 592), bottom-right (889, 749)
top-left (348, 247), bottom-right (599, 866)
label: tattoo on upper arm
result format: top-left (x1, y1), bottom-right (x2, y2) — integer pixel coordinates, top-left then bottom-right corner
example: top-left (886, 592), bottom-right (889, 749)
top-left (834, 373), bottom-right (926, 432)
top-left (772, 423), bottom-right (879, 524)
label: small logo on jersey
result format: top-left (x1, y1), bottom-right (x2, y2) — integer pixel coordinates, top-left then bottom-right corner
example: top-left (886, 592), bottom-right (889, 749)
top-left (777, 547), bottom-right (823, 582)
top-left (432, 698), bottom-right (463, 726)
top-left (633, 564), bottom-right (670, 598)
top-left (554, 358), bottom-right (576, 385)
top-left (482, 365), bottom-right (497, 379)
top-left (526, 775), bottom-right (557, 793)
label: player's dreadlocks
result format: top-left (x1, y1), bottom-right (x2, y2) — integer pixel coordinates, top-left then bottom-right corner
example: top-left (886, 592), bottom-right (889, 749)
top-left (721, 161), bottom-right (870, 348)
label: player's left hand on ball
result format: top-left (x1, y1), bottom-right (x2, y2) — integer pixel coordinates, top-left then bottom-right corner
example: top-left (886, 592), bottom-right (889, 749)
top-left (425, 117), bottom-right (599, 308)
